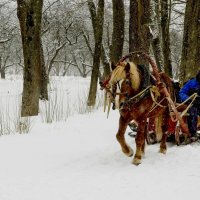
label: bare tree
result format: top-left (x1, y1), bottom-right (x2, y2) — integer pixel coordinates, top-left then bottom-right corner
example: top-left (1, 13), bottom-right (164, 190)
top-left (110, 0), bottom-right (125, 64)
top-left (149, 0), bottom-right (164, 71)
top-left (129, 0), bottom-right (151, 64)
top-left (0, 1), bottom-right (19, 79)
top-left (170, 29), bottom-right (182, 79)
top-left (180, 0), bottom-right (200, 83)
top-left (40, 41), bottom-right (48, 100)
top-left (161, 0), bottom-right (172, 77)
top-left (87, 0), bottom-right (104, 106)
top-left (17, 0), bottom-right (43, 116)
top-left (86, 0), bottom-right (110, 78)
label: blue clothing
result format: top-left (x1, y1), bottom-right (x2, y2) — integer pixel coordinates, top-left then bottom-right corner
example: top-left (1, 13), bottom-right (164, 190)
top-left (179, 78), bottom-right (200, 136)
top-left (179, 78), bottom-right (200, 102)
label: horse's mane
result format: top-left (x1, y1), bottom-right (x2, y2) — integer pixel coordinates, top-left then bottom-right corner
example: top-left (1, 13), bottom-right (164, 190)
top-left (109, 62), bottom-right (141, 91)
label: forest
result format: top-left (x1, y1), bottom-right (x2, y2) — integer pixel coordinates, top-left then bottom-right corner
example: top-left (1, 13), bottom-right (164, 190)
top-left (0, 1), bottom-right (200, 199)
top-left (0, 0), bottom-right (199, 118)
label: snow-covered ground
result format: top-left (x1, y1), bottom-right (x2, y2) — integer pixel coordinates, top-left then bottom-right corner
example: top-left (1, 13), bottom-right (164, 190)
top-left (0, 76), bottom-right (200, 200)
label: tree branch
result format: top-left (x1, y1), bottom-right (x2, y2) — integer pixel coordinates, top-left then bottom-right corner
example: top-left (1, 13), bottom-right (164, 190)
top-left (47, 42), bottom-right (68, 73)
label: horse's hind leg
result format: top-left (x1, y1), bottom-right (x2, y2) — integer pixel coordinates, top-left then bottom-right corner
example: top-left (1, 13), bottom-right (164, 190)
top-left (116, 116), bottom-right (133, 157)
top-left (159, 117), bottom-right (168, 154)
top-left (155, 113), bottom-right (167, 154)
top-left (132, 120), bottom-right (146, 165)
top-left (159, 133), bottom-right (167, 154)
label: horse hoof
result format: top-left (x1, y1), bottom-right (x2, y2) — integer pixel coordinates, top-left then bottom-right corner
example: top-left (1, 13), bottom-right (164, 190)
top-left (127, 152), bottom-right (133, 157)
top-left (123, 146), bottom-right (133, 157)
top-left (124, 147), bottom-right (133, 157)
top-left (132, 157), bottom-right (141, 165)
top-left (159, 149), bottom-right (166, 154)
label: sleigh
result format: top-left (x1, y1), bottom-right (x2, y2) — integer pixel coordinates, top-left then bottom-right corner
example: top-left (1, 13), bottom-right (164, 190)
top-left (129, 103), bottom-right (200, 146)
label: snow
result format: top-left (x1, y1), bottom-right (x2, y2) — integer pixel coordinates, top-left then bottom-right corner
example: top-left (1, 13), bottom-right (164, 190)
top-left (0, 76), bottom-right (200, 200)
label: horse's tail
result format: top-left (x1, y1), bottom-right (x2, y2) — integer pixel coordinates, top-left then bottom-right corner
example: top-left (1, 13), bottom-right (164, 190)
top-left (154, 114), bottom-right (163, 142)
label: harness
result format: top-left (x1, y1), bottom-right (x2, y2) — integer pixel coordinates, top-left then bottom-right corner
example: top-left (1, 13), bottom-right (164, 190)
top-left (118, 83), bottom-right (167, 113)
top-left (101, 51), bottom-right (191, 137)
top-left (120, 85), bottom-right (152, 108)
top-left (103, 69), bottom-right (166, 113)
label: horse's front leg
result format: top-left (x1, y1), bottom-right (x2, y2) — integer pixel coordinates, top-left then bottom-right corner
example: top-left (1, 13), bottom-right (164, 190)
top-left (116, 116), bottom-right (133, 157)
top-left (133, 119), bottom-right (146, 165)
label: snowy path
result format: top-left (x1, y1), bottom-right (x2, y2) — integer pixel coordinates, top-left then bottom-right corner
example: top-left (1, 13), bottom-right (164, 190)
top-left (0, 109), bottom-right (200, 200)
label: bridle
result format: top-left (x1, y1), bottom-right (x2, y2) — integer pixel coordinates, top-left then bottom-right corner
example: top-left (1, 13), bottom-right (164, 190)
top-left (100, 76), bottom-right (131, 110)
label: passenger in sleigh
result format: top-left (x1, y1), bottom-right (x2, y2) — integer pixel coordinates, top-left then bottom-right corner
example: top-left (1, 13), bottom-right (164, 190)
top-left (179, 70), bottom-right (200, 141)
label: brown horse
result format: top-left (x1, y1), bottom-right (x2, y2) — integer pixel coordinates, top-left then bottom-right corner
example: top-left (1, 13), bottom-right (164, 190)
top-left (101, 61), bottom-right (189, 165)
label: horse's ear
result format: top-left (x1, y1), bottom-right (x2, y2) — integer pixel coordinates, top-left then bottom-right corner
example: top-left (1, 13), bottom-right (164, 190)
top-left (125, 63), bottom-right (130, 73)
top-left (111, 62), bottom-right (116, 70)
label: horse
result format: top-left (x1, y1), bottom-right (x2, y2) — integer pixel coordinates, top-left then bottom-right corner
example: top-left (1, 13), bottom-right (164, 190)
top-left (101, 60), bottom-right (189, 165)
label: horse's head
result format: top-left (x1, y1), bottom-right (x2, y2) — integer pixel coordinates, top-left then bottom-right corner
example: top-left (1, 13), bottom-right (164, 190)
top-left (118, 75), bottom-right (136, 109)
top-left (100, 62), bottom-right (141, 114)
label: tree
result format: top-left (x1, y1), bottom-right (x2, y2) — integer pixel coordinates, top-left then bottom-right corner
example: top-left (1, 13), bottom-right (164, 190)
top-left (129, 0), bottom-right (151, 64)
top-left (0, 39), bottom-right (15, 79)
top-left (40, 41), bottom-right (48, 100)
top-left (17, 0), bottom-right (43, 116)
top-left (180, 0), bottom-right (200, 83)
top-left (87, 0), bottom-right (104, 106)
top-left (149, 0), bottom-right (164, 71)
top-left (85, 0), bottom-right (110, 79)
top-left (0, 1), bottom-right (19, 79)
top-left (110, 0), bottom-right (125, 64)
top-left (161, 0), bottom-right (173, 77)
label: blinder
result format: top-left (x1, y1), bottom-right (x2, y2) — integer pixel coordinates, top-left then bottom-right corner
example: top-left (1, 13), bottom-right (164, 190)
top-left (110, 78), bottom-right (132, 110)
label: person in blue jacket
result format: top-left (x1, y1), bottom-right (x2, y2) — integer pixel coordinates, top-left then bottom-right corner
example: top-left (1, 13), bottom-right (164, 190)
top-left (179, 70), bottom-right (200, 140)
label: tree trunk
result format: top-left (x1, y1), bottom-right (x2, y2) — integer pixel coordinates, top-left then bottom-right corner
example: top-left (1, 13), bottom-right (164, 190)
top-left (40, 41), bottom-right (48, 100)
top-left (101, 44), bottom-right (111, 79)
top-left (0, 57), bottom-right (5, 79)
top-left (149, 0), bottom-right (163, 71)
top-left (0, 57), bottom-right (3, 79)
top-left (129, 0), bottom-right (151, 64)
top-left (180, 0), bottom-right (200, 83)
top-left (110, 0), bottom-right (125, 64)
top-left (161, 0), bottom-right (172, 77)
top-left (87, 0), bottom-right (110, 79)
top-left (87, 0), bottom-right (104, 106)
top-left (17, 0), bottom-right (43, 116)
top-left (1, 69), bottom-right (5, 79)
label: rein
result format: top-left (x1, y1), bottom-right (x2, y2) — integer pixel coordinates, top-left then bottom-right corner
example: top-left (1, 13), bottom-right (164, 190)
top-left (176, 93), bottom-right (199, 117)
top-left (122, 86), bottom-right (152, 108)
top-left (121, 85), bottom-right (167, 112)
